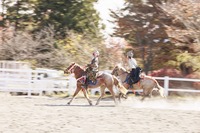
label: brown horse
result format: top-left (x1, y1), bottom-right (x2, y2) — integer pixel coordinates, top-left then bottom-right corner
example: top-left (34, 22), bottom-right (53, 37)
top-left (111, 65), bottom-right (165, 101)
top-left (64, 62), bottom-right (127, 106)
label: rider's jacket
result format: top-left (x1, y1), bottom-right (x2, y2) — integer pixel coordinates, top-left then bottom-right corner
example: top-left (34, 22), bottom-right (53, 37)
top-left (90, 57), bottom-right (99, 71)
top-left (128, 57), bottom-right (137, 69)
top-left (87, 57), bottom-right (99, 72)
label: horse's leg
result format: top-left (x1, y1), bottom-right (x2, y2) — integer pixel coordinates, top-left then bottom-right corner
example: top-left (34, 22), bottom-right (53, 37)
top-left (141, 87), bottom-right (147, 101)
top-left (141, 87), bottom-right (152, 101)
top-left (117, 84), bottom-right (128, 101)
top-left (82, 88), bottom-right (93, 106)
top-left (118, 93), bottom-right (123, 103)
top-left (112, 77), bottom-right (128, 102)
top-left (96, 86), bottom-right (106, 105)
top-left (108, 86), bottom-right (117, 106)
top-left (67, 86), bottom-right (81, 105)
top-left (118, 92), bottom-right (127, 103)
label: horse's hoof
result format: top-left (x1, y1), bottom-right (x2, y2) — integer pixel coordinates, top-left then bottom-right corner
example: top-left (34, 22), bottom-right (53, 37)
top-left (123, 94), bottom-right (128, 99)
top-left (67, 102), bottom-right (71, 105)
top-left (89, 102), bottom-right (93, 106)
top-left (140, 98), bottom-right (145, 102)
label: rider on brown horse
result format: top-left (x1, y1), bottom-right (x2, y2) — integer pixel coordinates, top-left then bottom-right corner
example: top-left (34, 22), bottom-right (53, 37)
top-left (85, 50), bottom-right (99, 88)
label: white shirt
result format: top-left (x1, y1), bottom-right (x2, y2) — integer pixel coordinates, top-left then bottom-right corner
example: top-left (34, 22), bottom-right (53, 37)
top-left (128, 58), bottom-right (137, 69)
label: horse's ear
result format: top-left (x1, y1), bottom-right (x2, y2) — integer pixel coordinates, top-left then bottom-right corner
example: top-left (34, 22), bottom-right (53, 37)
top-left (117, 63), bottom-right (122, 68)
top-left (71, 62), bottom-right (75, 65)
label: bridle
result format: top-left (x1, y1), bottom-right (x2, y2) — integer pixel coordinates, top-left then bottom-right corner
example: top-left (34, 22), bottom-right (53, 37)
top-left (66, 63), bottom-right (77, 74)
top-left (112, 67), bottom-right (127, 77)
top-left (112, 68), bottom-right (118, 76)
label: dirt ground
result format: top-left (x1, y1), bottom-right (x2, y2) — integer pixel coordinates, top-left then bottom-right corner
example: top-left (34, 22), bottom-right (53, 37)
top-left (0, 92), bottom-right (200, 133)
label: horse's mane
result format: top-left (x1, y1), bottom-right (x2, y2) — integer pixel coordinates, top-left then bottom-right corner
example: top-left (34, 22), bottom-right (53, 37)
top-left (73, 62), bottom-right (85, 71)
top-left (115, 64), bottom-right (127, 72)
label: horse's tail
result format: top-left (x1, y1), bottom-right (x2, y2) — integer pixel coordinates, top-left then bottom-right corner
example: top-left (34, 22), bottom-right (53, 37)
top-left (154, 79), bottom-right (165, 98)
top-left (112, 75), bottom-right (128, 95)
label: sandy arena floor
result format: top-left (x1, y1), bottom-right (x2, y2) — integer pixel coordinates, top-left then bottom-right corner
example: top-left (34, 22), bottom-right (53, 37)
top-left (0, 93), bottom-right (200, 133)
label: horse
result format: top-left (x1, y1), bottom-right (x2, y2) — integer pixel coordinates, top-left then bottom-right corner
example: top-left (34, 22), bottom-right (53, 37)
top-left (64, 62), bottom-right (128, 106)
top-left (111, 65), bottom-right (165, 101)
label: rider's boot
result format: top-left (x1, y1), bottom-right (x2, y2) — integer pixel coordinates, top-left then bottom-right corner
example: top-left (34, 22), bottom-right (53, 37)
top-left (92, 76), bottom-right (97, 83)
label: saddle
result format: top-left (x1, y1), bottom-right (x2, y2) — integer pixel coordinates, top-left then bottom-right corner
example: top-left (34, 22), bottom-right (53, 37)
top-left (86, 69), bottom-right (98, 82)
top-left (84, 67), bottom-right (99, 89)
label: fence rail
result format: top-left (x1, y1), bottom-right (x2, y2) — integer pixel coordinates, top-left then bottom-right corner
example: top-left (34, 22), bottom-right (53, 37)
top-left (154, 76), bottom-right (200, 96)
top-left (0, 68), bottom-right (68, 96)
top-left (0, 68), bottom-right (200, 96)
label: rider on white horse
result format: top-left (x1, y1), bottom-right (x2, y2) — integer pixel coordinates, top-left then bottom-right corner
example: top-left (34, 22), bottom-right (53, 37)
top-left (126, 50), bottom-right (140, 85)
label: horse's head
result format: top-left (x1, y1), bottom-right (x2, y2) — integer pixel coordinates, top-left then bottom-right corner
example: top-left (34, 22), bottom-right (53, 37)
top-left (64, 62), bottom-right (76, 74)
top-left (111, 65), bottom-right (127, 76)
top-left (111, 65), bottom-right (120, 76)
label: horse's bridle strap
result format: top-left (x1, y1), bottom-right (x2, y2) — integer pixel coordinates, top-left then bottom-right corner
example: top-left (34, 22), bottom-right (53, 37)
top-left (117, 72), bottom-right (127, 77)
top-left (68, 64), bottom-right (76, 73)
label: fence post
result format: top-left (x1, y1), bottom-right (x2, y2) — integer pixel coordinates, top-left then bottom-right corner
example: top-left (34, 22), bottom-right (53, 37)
top-left (164, 76), bottom-right (169, 96)
top-left (28, 70), bottom-right (32, 97)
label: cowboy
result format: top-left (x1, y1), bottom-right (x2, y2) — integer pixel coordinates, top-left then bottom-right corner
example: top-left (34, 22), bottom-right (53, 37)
top-left (126, 50), bottom-right (140, 85)
top-left (85, 50), bottom-right (99, 87)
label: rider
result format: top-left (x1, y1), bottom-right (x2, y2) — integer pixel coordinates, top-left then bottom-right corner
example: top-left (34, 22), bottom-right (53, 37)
top-left (85, 50), bottom-right (99, 87)
top-left (126, 50), bottom-right (139, 85)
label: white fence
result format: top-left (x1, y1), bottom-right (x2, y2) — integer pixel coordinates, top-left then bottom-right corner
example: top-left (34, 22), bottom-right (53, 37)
top-left (0, 67), bottom-right (200, 97)
top-left (154, 76), bottom-right (200, 96)
top-left (0, 68), bottom-right (69, 96)
top-left (91, 76), bottom-right (200, 96)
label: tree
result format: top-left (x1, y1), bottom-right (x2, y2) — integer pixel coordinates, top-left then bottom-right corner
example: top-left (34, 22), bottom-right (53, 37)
top-left (112, 0), bottom-right (173, 74)
top-left (103, 37), bottom-right (128, 69)
top-left (58, 30), bottom-right (104, 68)
top-left (0, 27), bottom-right (69, 69)
top-left (111, 0), bottom-right (200, 74)
top-left (3, 0), bottom-right (103, 38)
top-left (0, 0), bottom-right (6, 42)
top-left (0, 0), bottom-right (5, 27)
top-left (4, 0), bottom-right (36, 31)
top-left (158, 0), bottom-right (200, 74)
top-left (32, 0), bottom-right (103, 38)
top-left (1, 0), bottom-right (110, 69)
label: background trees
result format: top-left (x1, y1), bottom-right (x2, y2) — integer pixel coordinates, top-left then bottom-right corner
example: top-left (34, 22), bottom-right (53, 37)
top-left (0, 0), bottom-right (199, 75)
top-left (112, 0), bottom-right (172, 74)
top-left (34, 0), bottom-right (102, 37)
top-left (3, 0), bottom-right (102, 36)
top-left (112, 0), bottom-right (200, 74)
top-left (158, 0), bottom-right (200, 75)
top-left (0, 0), bottom-right (107, 69)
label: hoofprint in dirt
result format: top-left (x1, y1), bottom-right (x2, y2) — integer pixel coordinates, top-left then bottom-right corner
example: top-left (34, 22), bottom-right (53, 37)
top-left (0, 93), bottom-right (200, 133)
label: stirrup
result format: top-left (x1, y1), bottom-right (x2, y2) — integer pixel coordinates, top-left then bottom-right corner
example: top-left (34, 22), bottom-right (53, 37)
top-left (129, 84), bottom-right (133, 89)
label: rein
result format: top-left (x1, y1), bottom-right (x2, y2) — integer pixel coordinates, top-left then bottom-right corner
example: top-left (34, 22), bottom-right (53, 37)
top-left (117, 71), bottom-right (128, 77)
top-left (115, 70), bottom-right (129, 83)
top-left (68, 63), bottom-right (77, 74)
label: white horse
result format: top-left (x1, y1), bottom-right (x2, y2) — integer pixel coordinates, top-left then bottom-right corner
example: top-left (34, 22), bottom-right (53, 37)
top-left (111, 65), bottom-right (165, 101)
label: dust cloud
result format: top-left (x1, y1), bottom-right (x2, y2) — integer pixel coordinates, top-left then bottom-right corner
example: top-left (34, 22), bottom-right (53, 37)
top-left (120, 96), bottom-right (200, 111)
